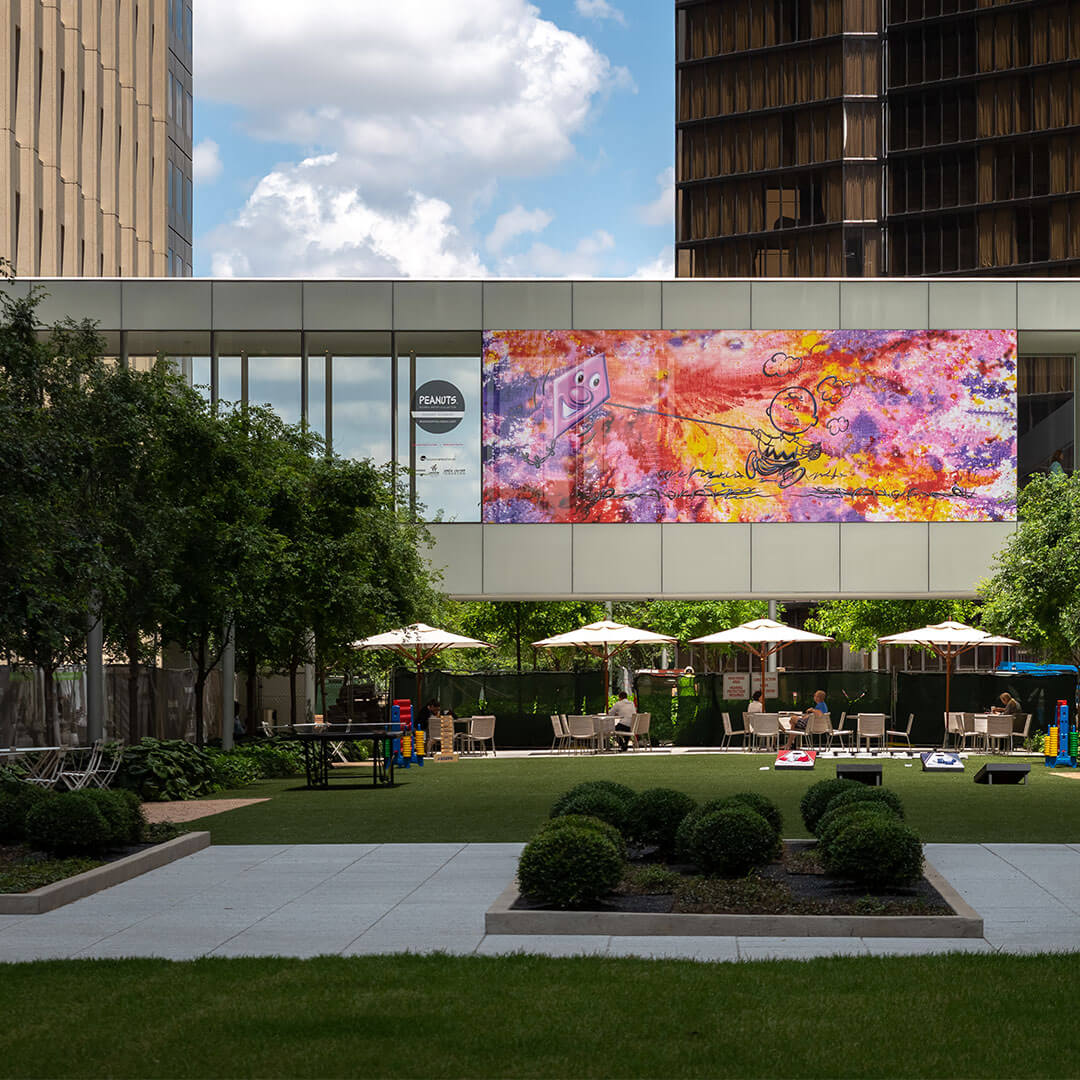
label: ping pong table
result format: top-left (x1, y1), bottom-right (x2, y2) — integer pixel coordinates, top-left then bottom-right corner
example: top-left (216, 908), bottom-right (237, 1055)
top-left (290, 724), bottom-right (403, 788)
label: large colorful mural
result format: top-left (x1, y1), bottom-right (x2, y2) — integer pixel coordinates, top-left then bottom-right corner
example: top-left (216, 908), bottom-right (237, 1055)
top-left (481, 329), bottom-right (1017, 523)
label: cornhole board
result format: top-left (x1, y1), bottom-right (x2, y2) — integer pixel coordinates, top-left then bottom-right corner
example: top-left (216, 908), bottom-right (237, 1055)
top-left (921, 751), bottom-right (965, 772)
top-left (775, 749), bottom-right (816, 770)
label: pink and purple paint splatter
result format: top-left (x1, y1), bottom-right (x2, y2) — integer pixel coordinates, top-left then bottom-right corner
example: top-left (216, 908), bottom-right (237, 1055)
top-left (481, 329), bottom-right (1017, 523)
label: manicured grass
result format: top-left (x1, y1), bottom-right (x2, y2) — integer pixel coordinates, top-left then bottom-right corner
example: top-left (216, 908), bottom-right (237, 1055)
top-left (0, 953), bottom-right (1076, 1078)
top-left (194, 754), bottom-right (1077, 844)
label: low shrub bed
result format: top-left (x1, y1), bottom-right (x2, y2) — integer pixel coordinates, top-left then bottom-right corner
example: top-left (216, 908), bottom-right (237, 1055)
top-left (515, 778), bottom-right (938, 915)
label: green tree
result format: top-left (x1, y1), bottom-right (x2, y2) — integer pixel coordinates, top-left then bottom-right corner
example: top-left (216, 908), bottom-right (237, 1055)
top-left (979, 472), bottom-right (1080, 663)
top-left (805, 599), bottom-right (978, 651)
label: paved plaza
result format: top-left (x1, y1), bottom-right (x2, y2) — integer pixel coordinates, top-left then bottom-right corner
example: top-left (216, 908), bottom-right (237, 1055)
top-left (0, 841), bottom-right (1077, 963)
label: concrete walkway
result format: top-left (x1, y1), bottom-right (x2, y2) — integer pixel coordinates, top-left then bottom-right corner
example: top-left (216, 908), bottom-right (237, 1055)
top-left (0, 843), bottom-right (1076, 963)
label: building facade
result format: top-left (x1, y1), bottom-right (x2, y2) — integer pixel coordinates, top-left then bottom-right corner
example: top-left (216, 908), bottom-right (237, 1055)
top-left (5, 275), bottom-right (1076, 603)
top-left (676, 0), bottom-right (1080, 278)
top-left (0, 0), bottom-right (193, 278)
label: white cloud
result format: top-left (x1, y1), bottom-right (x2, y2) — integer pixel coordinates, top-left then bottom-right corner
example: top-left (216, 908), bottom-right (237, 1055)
top-left (496, 230), bottom-right (616, 278)
top-left (629, 249), bottom-right (675, 279)
top-left (575, 0), bottom-right (626, 24)
top-left (637, 166), bottom-right (674, 227)
top-left (207, 156), bottom-right (487, 279)
top-left (192, 139), bottom-right (223, 184)
top-left (485, 206), bottom-right (553, 254)
top-left (194, 1), bottom-right (632, 277)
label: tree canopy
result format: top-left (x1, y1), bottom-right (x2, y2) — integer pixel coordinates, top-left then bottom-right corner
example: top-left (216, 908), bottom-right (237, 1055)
top-left (805, 599), bottom-right (979, 652)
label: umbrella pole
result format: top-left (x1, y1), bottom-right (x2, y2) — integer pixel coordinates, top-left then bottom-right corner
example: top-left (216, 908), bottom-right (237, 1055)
top-left (943, 647), bottom-right (952, 750)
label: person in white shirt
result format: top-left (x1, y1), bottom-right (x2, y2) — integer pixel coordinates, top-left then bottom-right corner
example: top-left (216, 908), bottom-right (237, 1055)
top-left (608, 691), bottom-right (637, 751)
top-left (747, 690), bottom-right (764, 714)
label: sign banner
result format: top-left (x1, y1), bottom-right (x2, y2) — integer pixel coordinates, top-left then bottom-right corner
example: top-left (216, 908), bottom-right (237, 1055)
top-left (482, 329), bottom-right (1016, 523)
top-left (723, 672), bottom-right (779, 700)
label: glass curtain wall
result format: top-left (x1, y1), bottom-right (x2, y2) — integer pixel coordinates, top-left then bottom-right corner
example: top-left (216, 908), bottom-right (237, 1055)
top-left (1017, 354), bottom-right (1075, 483)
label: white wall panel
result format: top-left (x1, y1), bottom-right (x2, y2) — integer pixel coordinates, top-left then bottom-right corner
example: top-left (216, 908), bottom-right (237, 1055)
top-left (928, 522), bottom-right (1016, 594)
top-left (839, 281), bottom-right (928, 329)
top-left (928, 282), bottom-right (1016, 329)
top-left (212, 282), bottom-right (302, 330)
top-left (750, 523), bottom-right (840, 594)
top-left (34, 278), bottom-right (122, 327)
top-left (482, 525), bottom-right (572, 595)
top-left (122, 279), bottom-right (210, 329)
top-left (840, 523), bottom-right (928, 593)
top-left (661, 281), bottom-right (751, 329)
top-left (482, 282), bottom-right (572, 329)
top-left (572, 524), bottom-right (662, 595)
top-left (661, 524), bottom-right (752, 594)
top-left (303, 281), bottom-right (392, 330)
top-left (1017, 282), bottom-right (1080, 330)
top-left (426, 525), bottom-right (483, 596)
top-left (751, 282), bottom-right (840, 329)
top-left (394, 282), bottom-right (482, 330)
top-left (572, 282), bottom-right (662, 329)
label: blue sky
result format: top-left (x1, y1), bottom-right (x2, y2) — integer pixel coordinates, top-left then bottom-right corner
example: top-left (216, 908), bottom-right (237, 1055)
top-left (191, 0), bottom-right (675, 278)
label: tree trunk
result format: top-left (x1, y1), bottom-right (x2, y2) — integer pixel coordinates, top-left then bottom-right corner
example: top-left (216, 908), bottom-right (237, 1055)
top-left (194, 638), bottom-right (206, 746)
top-left (288, 661), bottom-right (298, 728)
top-left (127, 628), bottom-right (141, 741)
top-left (246, 648), bottom-right (257, 736)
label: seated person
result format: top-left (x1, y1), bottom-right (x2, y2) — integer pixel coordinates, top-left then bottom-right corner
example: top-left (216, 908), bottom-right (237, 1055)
top-left (991, 692), bottom-right (1020, 716)
top-left (418, 698), bottom-right (442, 726)
top-left (746, 690), bottom-right (764, 714)
top-left (783, 689), bottom-right (828, 750)
top-left (608, 691), bottom-right (637, 750)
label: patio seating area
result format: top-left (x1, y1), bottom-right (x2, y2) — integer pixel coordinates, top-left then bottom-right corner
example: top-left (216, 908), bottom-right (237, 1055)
top-left (1, 740), bottom-right (123, 790)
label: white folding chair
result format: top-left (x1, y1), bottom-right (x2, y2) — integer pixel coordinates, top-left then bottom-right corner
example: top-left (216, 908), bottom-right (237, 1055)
top-left (721, 711), bottom-right (745, 750)
top-left (748, 713), bottom-right (779, 752)
top-left (856, 713), bottom-right (885, 751)
top-left (827, 711), bottom-right (851, 751)
top-left (89, 741), bottom-right (125, 788)
top-left (57, 740), bottom-right (104, 791)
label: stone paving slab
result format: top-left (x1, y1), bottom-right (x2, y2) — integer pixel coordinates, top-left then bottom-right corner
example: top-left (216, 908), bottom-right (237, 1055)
top-left (0, 843), bottom-right (1077, 963)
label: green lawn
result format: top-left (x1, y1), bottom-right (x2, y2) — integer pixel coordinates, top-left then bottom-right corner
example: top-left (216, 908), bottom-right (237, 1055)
top-left (1, 952), bottom-right (1076, 1078)
top-left (193, 754), bottom-right (1078, 844)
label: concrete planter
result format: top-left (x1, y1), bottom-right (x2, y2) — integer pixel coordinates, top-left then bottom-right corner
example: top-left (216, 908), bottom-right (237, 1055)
top-left (0, 831), bottom-right (211, 915)
top-left (486, 861), bottom-right (982, 938)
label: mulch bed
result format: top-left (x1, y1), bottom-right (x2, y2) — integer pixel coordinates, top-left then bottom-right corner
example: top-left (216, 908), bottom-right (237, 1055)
top-left (513, 842), bottom-right (952, 917)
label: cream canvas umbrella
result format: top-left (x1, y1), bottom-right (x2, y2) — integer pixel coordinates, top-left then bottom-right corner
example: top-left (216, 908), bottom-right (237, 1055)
top-left (877, 621), bottom-right (1019, 740)
top-left (351, 624), bottom-right (492, 715)
top-left (689, 618), bottom-right (834, 707)
top-left (532, 620), bottom-right (677, 704)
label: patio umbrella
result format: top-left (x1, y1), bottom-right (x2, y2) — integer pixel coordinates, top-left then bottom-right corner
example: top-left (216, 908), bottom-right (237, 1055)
top-left (877, 621), bottom-right (1019, 741)
top-left (531, 620), bottom-right (677, 705)
top-left (351, 624), bottom-right (492, 717)
top-left (689, 619), bottom-right (834, 708)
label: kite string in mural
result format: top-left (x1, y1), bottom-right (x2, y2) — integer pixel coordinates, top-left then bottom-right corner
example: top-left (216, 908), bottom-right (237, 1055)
top-left (481, 329), bottom-right (1017, 524)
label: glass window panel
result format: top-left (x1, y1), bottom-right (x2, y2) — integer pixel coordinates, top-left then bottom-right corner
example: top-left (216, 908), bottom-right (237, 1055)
top-left (307, 354), bottom-right (327, 444)
top-left (397, 355), bottom-right (481, 523)
top-left (218, 356), bottom-right (242, 411)
top-left (1017, 354), bottom-right (1074, 484)
top-left (333, 356), bottom-right (391, 465)
top-left (247, 356), bottom-right (301, 427)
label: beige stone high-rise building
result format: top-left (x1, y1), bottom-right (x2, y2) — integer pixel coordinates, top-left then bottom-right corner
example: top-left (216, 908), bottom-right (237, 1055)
top-left (0, 0), bottom-right (192, 278)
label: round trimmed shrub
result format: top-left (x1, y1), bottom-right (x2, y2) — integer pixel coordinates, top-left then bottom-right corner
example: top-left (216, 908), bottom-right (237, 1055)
top-left (816, 803), bottom-right (898, 861)
top-left (0, 783), bottom-right (53, 844)
top-left (819, 785), bottom-right (904, 830)
top-left (625, 788), bottom-right (697, 853)
top-left (206, 749), bottom-right (261, 791)
top-left (682, 806), bottom-right (780, 877)
top-left (673, 798), bottom-right (738, 857)
top-left (550, 783), bottom-right (635, 832)
top-left (800, 778), bottom-right (863, 832)
top-left (822, 815), bottom-right (924, 888)
top-left (25, 792), bottom-right (111, 855)
top-left (81, 788), bottom-right (145, 846)
top-left (718, 792), bottom-right (783, 839)
top-left (538, 814), bottom-right (626, 859)
top-left (517, 825), bottom-right (624, 908)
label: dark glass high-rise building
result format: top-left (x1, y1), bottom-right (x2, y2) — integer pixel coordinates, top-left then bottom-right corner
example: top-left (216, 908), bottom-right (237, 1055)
top-left (675, 0), bottom-right (1080, 277)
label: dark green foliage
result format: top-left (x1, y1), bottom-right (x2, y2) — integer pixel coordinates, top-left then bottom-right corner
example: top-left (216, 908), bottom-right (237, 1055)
top-left (0, 783), bottom-right (53, 844)
top-left (818, 785), bottom-right (905, 832)
top-left (517, 825), bottom-right (623, 908)
top-left (718, 792), bottom-right (783, 838)
top-left (25, 792), bottom-right (111, 855)
top-left (674, 796), bottom-right (754, 858)
top-left (538, 814), bottom-right (626, 859)
top-left (240, 740), bottom-right (305, 778)
top-left (206, 750), bottom-right (261, 791)
top-left (682, 806), bottom-right (780, 877)
top-left (550, 781), bottom-right (636, 831)
top-left (816, 804), bottom-right (899, 861)
top-left (624, 788), bottom-right (697, 853)
top-left (114, 738), bottom-right (219, 801)
top-left (79, 788), bottom-right (145, 846)
top-left (822, 815), bottom-right (925, 888)
top-left (800, 778), bottom-right (864, 832)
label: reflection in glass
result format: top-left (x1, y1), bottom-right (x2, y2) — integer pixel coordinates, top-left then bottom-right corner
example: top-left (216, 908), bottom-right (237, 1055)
top-left (397, 355), bottom-right (481, 523)
top-left (1018, 354), bottom-right (1074, 484)
top-left (248, 356), bottom-right (301, 427)
top-left (333, 357), bottom-right (392, 465)
top-left (218, 356), bottom-right (242, 411)
top-left (307, 354), bottom-right (327, 444)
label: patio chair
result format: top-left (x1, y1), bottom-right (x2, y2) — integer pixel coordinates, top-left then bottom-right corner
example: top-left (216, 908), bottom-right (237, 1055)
top-left (984, 714), bottom-right (1013, 754)
top-left (886, 713), bottom-right (915, 749)
top-left (827, 711), bottom-right (851, 751)
top-left (856, 713), bottom-right (885, 751)
top-left (944, 712), bottom-right (965, 749)
top-left (1010, 713), bottom-right (1032, 753)
top-left (427, 720), bottom-right (443, 754)
top-left (23, 747), bottom-right (66, 787)
top-left (456, 715), bottom-right (496, 756)
top-left (57, 740), bottom-right (104, 791)
top-left (958, 713), bottom-right (980, 751)
top-left (89, 741), bottom-right (124, 789)
top-left (747, 713), bottom-right (779, 752)
top-left (806, 711), bottom-right (832, 749)
top-left (720, 711), bottom-right (745, 750)
top-left (565, 715), bottom-right (599, 753)
top-left (630, 712), bottom-right (651, 750)
top-left (549, 715), bottom-right (570, 752)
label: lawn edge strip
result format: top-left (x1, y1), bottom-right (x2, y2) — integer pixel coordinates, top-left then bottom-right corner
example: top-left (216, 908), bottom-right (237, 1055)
top-left (0, 832), bottom-right (211, 915)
